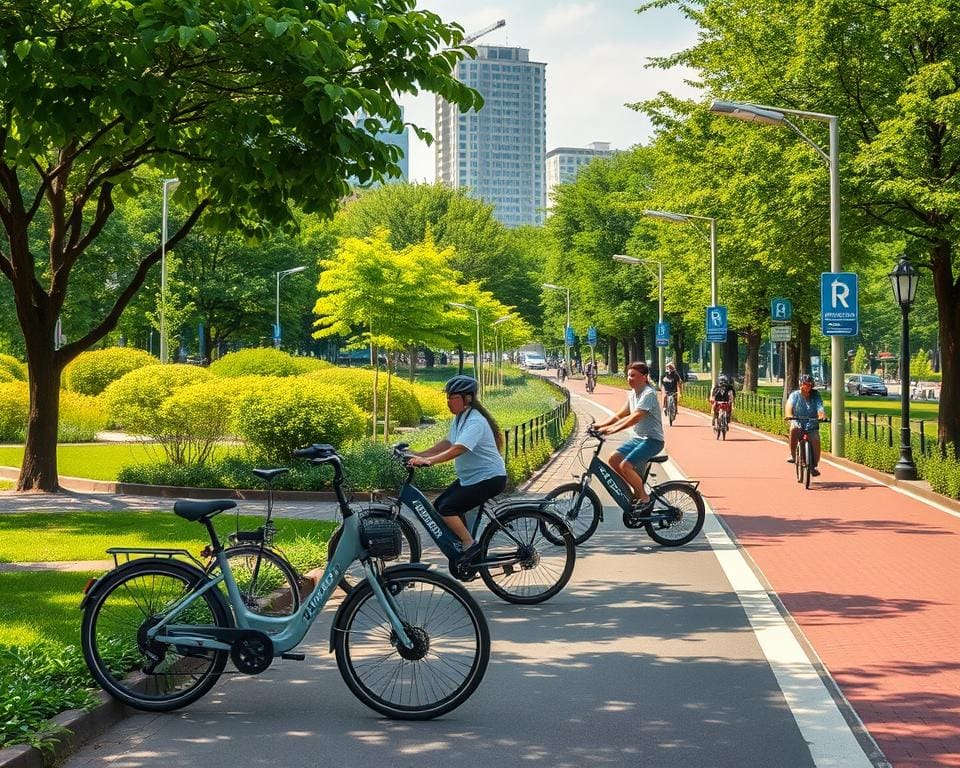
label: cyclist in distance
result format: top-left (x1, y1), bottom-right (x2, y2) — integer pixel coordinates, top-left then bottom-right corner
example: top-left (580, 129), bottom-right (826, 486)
top-left (585, 358), bottom-right (597, 391)
top-left (785, 373), bottom-right (827, 476)
top-left (594, 361), bottom-right (665, 511)
top-left (407, 375), bottom-right (507, 564)
top-left (709, 374), bottom-right (736, 426)
top-left (660, 362), bottom-right (683, 414)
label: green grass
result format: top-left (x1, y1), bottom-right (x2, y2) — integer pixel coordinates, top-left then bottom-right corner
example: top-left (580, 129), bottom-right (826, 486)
top-left (0, 511), bottom-right (334, 563)
top-left (0, 571), bottom-right (95, 647)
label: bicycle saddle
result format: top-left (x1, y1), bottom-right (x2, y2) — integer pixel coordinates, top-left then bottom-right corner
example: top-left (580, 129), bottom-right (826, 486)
top-left (173, 499), bottom-right (237, 521)
top-left (648, 455), bottom-right (668, 463)
top-left (252, 468), bottom-right (289, 482)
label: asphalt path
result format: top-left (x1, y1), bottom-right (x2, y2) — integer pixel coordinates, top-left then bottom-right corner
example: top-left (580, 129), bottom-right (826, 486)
top-left (61, 396), bottom-right (879, 768)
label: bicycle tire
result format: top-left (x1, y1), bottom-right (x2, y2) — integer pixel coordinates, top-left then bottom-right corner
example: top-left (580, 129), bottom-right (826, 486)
top-left (208, 545), bottom-right (301, 616)
top-left (327, 509), bottom-right (421, 594)
top-left (543, 483), bottom-right (602, 545)
top-left (720, 411), bottom-right (728, 439)
top-left (643, 481), bottom-right (706, 547)
top-left (803, 441), bottom-right (813, 489)
top-left (81, 559), bottom-right (231, 712)
top-left (478, 508), bottom-right (576, 604)
top-left (668, 396), bottom-right (676, 426)
top-left (333, 566), bottom-right (490, 719)
top-left (794, 441), bottom-right (803, 483)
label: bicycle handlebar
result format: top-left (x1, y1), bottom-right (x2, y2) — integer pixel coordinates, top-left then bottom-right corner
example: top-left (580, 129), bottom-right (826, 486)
top-left (292, 443), bottom-right (338, 460)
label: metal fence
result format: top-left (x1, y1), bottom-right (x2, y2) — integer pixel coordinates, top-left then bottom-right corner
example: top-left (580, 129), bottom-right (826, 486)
top-left (502, 383), bottom-right (572, 458)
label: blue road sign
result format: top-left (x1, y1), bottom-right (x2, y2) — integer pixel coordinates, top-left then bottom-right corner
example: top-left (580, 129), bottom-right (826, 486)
top-left (587, 326), bottom-right (597, 346)
top-left (705, 306), bottom-right (728, 342)
top-left (820, 272), bottom-right (859, 336)
top-left (656, 321), bottom-right (671, 347)
top-left (771, 297), bottom-right (793, 322)
top-left (273, 323), bottom-right (281, 341)
top-left (565, 325), bottom-right (575, 346)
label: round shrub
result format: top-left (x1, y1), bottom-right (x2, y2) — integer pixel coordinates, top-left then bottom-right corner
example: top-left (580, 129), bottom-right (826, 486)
top-left (209, 348), bottom-right (330, 379)
top-left (64, 347), bottom-right (159, 395)
top-left (408, 381), bottom-right (447, 419)
top-left (103, 364), bottom-right (211, 435)
top-left (303, 368), bottom-right (422, 426)
top-left (233, 379), bottom-right (365, 462)
top-left (0, 381), bottom-right (29, 442)
top-left (0, 354), bottom-right (26, 382)
top-left (59, 391), bottom-right (109, 442)
top-left (156, 382), bottom-right (235, 463)
top-left (0, 369), bottom-right (17, 384)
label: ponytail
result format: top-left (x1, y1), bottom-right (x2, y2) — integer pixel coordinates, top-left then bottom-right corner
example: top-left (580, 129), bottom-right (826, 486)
top-left (466, 398), bottom-right (503, 451)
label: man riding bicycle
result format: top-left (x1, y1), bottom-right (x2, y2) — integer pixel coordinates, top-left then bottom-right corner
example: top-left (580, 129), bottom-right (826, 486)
top-left (660, 362), bottom-right (683, 415)
top-left (709, 374), bottom-right (736, 425)
top-left (585, 359), bottom-right (597, 391)
top-left (785, 373), bottom-right (827, 476)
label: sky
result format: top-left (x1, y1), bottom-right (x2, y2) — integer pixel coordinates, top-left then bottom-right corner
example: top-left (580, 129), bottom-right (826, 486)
top-left (399, 0), bottom-right (702, 182)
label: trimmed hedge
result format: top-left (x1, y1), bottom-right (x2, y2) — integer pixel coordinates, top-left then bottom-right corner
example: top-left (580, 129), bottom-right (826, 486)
top-left (303, 368), bottom-right (423, 426)
top-left (0, 354), bottom-right (26, 382)
top-left (64, 347), bottom-right (159, 395)
top-left (209, 348), bottom-right (331, 378)
top-left (103, 364), bottom-right (212, 434)
top-left (0, 383), bottom-right (107, 443)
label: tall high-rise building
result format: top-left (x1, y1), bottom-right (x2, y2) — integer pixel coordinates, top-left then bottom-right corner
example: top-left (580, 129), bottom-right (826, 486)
top-left (545, 142), bottom-right (615, 209)
top-left (436, 45), bottom-right (546, 227)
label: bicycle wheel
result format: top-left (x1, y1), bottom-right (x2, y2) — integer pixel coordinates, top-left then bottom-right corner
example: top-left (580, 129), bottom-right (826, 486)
top-left (643, 481), bottom-right (706, 547)
top-left (478, 509), bottom-right (576, 604)
top-left (669, 397), bottom-right (676, 426)
top-left (81, 559), bottom-right (231, 712)
top-left (209, 546), bottom-right (301, 616)
top-left (794, 441), bottom-right (803, 483)
top-left (803, 441), bottom-right (813, 489)
top-left (720, 411), bottom-right (728, 439)
top-left (334, 566), bottom-right (490, 720)
top-left (327, 510), bottom-right (421, 594)
top-left (715, 413), bottom-right (722, 439)
top-left (543, 483), bottom-right (602, 545)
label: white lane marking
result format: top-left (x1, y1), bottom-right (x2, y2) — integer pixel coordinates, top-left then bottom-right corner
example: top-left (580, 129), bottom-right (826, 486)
top-left (574, 393), bottom-right (879, 767)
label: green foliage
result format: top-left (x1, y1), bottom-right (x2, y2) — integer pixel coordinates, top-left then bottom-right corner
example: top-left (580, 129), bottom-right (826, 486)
top-left (103, 363), bottom-right (211, 434)
top-left (64, 347), bottom-right (159, 396)
top-left (304, 368), bottom-right (423, 426)
top-left (209, 348), bottom-right (331, 379)
top-left (0, 382), bottom-right (29, 442)
top-left (156, 382), bottom-right (234, 464)
top-left (58, 391), bottom-right (109, 442)
top-left (0, 354), bottom-right (26, 381)
top-left (852, 345), bottom-right (870, 374)
top-left (911, 348), bottom-right (934, 380)
top-left (233, 380), bottom-right (365, 462)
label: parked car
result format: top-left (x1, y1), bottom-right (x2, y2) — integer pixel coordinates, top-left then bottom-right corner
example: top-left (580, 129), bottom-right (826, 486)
top-left (845, 374), bottom-right (889, 396)
top-left (522, 354), bottom-right (548, 370)
top-left (686, 372), bottom-right (698, 381)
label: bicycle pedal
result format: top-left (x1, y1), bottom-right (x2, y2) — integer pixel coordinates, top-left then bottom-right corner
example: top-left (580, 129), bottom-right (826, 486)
top-left (280, 652), bottom-right (305, 661)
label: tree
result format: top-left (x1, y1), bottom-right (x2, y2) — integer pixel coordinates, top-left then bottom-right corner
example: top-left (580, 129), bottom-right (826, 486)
top-left (0, 0), bottom-right (480, 489)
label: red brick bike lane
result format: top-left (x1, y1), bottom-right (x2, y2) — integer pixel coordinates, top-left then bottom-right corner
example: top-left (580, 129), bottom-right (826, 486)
top-left (573, 377), bottom-right (960, 768)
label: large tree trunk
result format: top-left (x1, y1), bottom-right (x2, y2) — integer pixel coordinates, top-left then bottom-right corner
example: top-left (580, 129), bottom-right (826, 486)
top-left (621, 336), bottom-right (631, 369)
top-left (931, 240), bottom-right (959, 456)
top-left (783, 340), bottom-right (800, 405)
top-left (743, 327), bottom-right (761, 393)
top-left (671, 326), bottom-right (686, 379)
top-left (18, 344), bottom-right (63, 492)
top-left (457, 345), bottom-right (464, 374)
top-left (607, 337), bottom-right (618, 374)
top-left (797, 320), bottom-right (812, 375)
top-left (424, 348), bottom-right (435, 368)
top-left (407, 344), bottom-right (416, 382)
top-left (723, 329), bottom-right (738, 380)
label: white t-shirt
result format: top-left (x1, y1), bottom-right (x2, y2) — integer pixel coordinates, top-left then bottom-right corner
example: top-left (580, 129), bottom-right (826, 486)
top-left (629, 385), bottom-right (665, 442)
top-left (447, 408), bottom-right (507, 485)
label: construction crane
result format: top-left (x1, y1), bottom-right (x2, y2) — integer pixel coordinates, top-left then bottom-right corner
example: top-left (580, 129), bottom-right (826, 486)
top-left (463, 19), bottom-right (506, 45)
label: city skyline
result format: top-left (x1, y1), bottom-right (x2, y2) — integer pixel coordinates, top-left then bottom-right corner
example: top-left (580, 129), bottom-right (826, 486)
top-left (400, 0), bottom-right (700, 182)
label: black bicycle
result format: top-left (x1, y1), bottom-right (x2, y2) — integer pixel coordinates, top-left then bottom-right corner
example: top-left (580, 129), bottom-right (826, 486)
top-left (714, 402), bottom-right (731, 440)
top-left (787, 417), bottom-right (828, 489)
top-left (543, 425), bottom-right (706, 547)
top-left (328, 444), bottom-right (576, 604)
top-left (664, 391), bottom-right (678, 426)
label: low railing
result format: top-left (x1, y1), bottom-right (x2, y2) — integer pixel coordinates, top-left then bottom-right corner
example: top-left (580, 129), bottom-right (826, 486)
top-left (502, 382), bottom-right (572, 458)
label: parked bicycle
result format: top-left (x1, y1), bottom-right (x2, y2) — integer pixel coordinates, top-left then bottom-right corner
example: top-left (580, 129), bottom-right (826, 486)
top-left (714, 401), bottom-right (732, 440)
top-left (328, 443), bottom-right (576, 604)
top-left (543, 424), bottom-right (706, 546)
top-left (80, 444), bottom-right (490, 720)
top-left (786, 417), bottom-right (828, 489)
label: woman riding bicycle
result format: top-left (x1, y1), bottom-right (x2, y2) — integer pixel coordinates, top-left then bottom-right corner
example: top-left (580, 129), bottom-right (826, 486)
top-left (785, 373), bottom-right (827, 476)
top-left (660, 362), bottom-right (683, 415)
top-left (407, 375), bottom-right (507, 565)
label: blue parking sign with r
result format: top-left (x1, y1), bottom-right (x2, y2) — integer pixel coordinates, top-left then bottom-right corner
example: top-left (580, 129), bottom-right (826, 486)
top-left (771, 298), bottom-right (792, 321)
top-left (565, 326), bottom-right (575, 346)
top-left (587, 326), bottom-right (597, 346)
top-left (705, 306), bottom-right (728, 341)
top-left (820, 272), bottom-right (859, 336)
top-left (656, 321), bottom-right (671, 347)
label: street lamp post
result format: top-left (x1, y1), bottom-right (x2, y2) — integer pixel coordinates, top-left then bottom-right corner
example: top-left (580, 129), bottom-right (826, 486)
top-left (542, 283), bottom-right (571, 375)
top-left (641, 210), bottom-right (719, 387)
top-left (709, 98), bottom-right (845, 457)
top-left (889, 256), bottom-right (920, 480)
top-left (493, 315), bottom-right (512, 389)
top-left (449, 302), bottom-right (482, 395)
top-left (613, 255), bottom-right (664, 377)
top-left (275, 266), bottom-right (308, 349)
top-left (159, 178), bottom-right (180, 363)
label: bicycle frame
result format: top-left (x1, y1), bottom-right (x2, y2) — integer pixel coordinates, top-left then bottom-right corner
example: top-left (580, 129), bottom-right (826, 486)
top-left (147, 464), bottom-right (415, 655)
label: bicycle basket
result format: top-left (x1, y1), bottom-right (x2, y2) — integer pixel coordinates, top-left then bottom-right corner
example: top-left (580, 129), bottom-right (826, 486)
top-left (358, 516), bottom-right (403, 561)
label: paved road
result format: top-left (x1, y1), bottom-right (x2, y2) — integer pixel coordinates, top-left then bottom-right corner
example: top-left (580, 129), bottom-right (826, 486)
top-left (53, 389), bottom-right (885, 768)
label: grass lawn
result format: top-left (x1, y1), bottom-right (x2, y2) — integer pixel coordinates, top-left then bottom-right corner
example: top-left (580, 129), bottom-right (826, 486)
top-left (0, 443), bottom-right (164, 480)
top-left (0, 511), bottom-right (334, 563)
top-left (0, 571), bottom-right (96, 647)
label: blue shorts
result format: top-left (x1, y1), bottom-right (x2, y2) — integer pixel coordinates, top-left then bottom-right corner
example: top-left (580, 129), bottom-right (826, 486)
top-left (614, 437), bottom-right (665, 470)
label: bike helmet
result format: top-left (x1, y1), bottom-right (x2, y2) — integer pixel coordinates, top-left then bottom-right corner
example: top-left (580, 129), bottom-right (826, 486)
top-left (444, 375), bottom-right (479, 396)
top-left (718, 374), bottom-right (729, 384)
top-left (799, 374), bottom-right (815, 385)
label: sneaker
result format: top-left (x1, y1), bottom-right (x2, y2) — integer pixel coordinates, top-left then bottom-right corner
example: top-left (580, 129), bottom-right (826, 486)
top-left (631, 497), bottom-right (654, 512)
top-left (811, 467), bottom-right (821, 477)
top-left (456, 541), bottom-right (483, 565)
top-left (786, 457), bottom-right (795, 464)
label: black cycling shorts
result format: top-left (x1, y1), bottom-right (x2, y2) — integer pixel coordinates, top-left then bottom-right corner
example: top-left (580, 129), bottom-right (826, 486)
top-left (434, 475), bottom-right (507, 517)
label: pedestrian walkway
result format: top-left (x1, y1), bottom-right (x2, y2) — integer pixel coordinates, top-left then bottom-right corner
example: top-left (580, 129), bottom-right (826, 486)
top-left (560, 373), bottom-right (959, 768)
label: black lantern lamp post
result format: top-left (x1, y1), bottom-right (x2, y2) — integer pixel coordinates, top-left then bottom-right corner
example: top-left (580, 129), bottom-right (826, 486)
top-left (889, 255), bottom-right (920, 480)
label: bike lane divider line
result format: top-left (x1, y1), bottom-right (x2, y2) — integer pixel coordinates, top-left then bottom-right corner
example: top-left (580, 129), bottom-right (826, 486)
top-left (572, 390), bottom-right (881, 767)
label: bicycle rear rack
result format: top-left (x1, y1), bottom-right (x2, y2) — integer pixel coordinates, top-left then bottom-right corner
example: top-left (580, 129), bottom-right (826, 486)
top-left (105, 547), bottom-right (204, 569)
